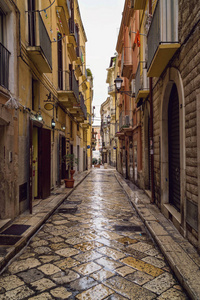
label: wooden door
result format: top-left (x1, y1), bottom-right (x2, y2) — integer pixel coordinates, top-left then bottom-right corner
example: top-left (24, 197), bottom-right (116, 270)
top-left (29, 118), bottom-right (33, 213)
top-left (38, 128), bottom-right (51, 199)
top-left (168, 84), bottom-right (180, 211)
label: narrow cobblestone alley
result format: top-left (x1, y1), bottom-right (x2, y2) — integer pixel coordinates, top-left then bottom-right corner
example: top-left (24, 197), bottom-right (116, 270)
top-left (0, 170), bottom-right (188, 299)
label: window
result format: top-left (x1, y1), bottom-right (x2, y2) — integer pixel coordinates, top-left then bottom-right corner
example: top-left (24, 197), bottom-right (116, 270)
top-left (28, 0), bottom-right (36, 46)
top-left (57, 33), bottom-right (63, 90)
top-left (32, 78), bottom-right (39, 111)
top-left (0, 8), bottom-right (5, 45)
top-left (0, 6), bottom-right (10, 89)
top-left (70, 120), bottom-right (73, 138)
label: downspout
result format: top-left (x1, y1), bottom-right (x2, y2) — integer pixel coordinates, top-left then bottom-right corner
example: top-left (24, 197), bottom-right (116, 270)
top-left (149, 0), bottom-right (155, 203)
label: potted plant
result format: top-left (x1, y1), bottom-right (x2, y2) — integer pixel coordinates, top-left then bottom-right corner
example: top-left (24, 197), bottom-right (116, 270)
top-left (63, 153), bottom-right (78, 188)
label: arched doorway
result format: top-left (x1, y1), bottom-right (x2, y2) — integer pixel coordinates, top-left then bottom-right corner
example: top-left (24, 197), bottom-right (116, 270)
top-left (168, 84), bottom-right (180, 211)
top-left (161, 67), bottom-right (185, 231)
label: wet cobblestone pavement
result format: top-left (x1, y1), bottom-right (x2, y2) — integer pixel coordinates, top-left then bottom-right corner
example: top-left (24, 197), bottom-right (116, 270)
top-left (0, 170), bottom-right (189, 299)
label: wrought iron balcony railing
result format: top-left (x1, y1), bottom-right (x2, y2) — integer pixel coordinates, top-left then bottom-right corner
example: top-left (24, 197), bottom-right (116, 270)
top-left (0, 43), bottom-right (10, 89)
top-left (80, 93), bottom-right (87, 120)
top-left (135, 61), bottom-right (149, 98)
top-left (119, 111), bottom-right (133, 131)
top-left (147, 0), bottom-right (179, 76)
top-left (28, 11), bottom-right (52, 69)
top-left (69, 18), bottom-right (78, 45)
top-left (58, 70), bottom-right (79, 101)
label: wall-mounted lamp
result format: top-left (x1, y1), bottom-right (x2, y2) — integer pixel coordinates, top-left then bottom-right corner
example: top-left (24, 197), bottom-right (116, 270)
top-left (62, 125), bottom-right (66, 130)
top-left (114, 75), bottom-right (135, 97)
top-left (51, 118), bottom-right (55, 129)
top-left (36, 111), bottom-right (43, 122)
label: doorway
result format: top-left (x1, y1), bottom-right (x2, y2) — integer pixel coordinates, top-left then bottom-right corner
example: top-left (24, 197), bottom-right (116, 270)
top-left (168, 84), bottom-right (180, 211)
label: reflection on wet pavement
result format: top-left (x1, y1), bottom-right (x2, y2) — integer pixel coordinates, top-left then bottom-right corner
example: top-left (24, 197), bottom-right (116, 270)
top-left (0, 170), bottom-right (189, 299)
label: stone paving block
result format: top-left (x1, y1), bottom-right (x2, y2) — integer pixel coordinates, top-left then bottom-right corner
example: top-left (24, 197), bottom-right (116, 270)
top-left (143, 272), bottom-right (177, 295)
top-left (121, 257), bottom-right (164, 277)
top-left (95, 257), bottom-right (123, 270)
top-left (69, 276), bottom-right (97, 291)
top-left (37, 263), bottom-right (61, 275)
top-left (37, 255), bottom-right (60, 264)
top-left (0, 285), bottom-right (34, 299)
top-left (115, 266), bottom-right (136, 277)
top-left (73, 261), bottom-right (102, 275)
top-left (76, 283), bottom-right (114, 300)
top-left (54, 257), bottom-right (80, 269)
top-left (74, 250), bottom-right (103, 263)
top-left (50, 287), bottom-right (72, 299)
top-left (157, 287), bottom-right (189, 299)
top-left (18, 268), bottom-right (44, 283)
top-left (97, 246), bottom-right (126, 260)
top-left (8, 258), bottom-right (41, 274)
top-left (128, 241), bottom-right (153, 253)
top-left (90, 269), bottom-right (115, 281)
top-left (74, 241), bottom-right (104, 252)
top-left (29, 292), bottom-right (53, 300)
top-left (104, 293), bottom-right (129, 299)
top-left (0, 275), bottom-right (24, 291)
top-left (125, 270), bottom-right (154, 285)
top-left (51, 269), bottom-right (80, 284)
top-left (104, 276), bottom-right (156, 300)
top-left (34, 246), bottom-right (52, 255)
top-left (30, 278), bottom-right (56, 292)
top-left (142, 256), bottom-right (166, 268)
top-left (55, 247), bottom-right (80, 257)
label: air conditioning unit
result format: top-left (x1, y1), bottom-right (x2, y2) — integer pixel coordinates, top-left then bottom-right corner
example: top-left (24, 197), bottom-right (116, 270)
top-left (125, 115), bottom-right (130, 126)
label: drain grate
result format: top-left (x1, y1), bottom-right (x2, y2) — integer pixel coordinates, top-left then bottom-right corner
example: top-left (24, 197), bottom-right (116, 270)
top-left (1, 224), bottom-right (30, 236)
top-left (57, 208), bottom-right (78, 214)
top-left (114, 225), bottom-right (142, 232)
top-left (0, 235), bottom-right (21, 245)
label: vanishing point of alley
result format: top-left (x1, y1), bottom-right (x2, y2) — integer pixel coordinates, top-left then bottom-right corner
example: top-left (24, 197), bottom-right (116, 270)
top-left (0, 169), bottom-right (189, 299)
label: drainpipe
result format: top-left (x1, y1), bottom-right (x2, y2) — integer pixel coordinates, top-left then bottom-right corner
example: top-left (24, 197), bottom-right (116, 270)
top-left (149, 0), bottom-right (155, 204)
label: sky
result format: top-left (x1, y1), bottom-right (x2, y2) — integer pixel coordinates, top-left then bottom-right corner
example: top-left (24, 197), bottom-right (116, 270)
top-left (78, 0), bottom-right (125, 125)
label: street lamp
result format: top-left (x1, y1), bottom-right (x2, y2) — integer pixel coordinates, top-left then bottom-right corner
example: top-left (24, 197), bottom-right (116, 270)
top-left (114, 75), bottom-right (123, 92)
top-left (114, 75), bottom-right (135, 97)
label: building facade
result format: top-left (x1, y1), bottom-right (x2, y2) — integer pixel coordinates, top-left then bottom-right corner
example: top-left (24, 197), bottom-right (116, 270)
top-left (0, 0), bottom-right (92, 222)
top-left (113, 0), bottom-right (200, 250)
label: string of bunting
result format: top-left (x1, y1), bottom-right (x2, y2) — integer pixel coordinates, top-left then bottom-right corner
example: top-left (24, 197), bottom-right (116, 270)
top-left (44, 8), bottom-right (67, 43)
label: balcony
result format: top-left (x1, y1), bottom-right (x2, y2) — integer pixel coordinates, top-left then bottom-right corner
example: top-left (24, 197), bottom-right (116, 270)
top-left (67, 43), bottom-right (78, 62)
top-left (27, 11), bottom-right (52, 73)
top-left (132, 0), bottom-right (146, 10)
top-left (75, 93), bottom-right (87, 122)
top-left (76, 47), bottom-right (84, 65)
top-left (0, 43), bottom-right (10, 89)
top-left (119, 111), bottom-right (133, 134)
top-left (56, 6), bottom-right (70, 36)
top-left (147, 0), bottom-right (180, 77)
top-left (121, 47), bottom-right (132, 79)
top-left (57, 0), bottom-right (71, 19)
top-left (135, 62), bottom-right (149, 104)
top-left (82, 113), bottom-right (92, 128)
top-left (57, 70), bottom-right (79, 107)
top-left (68, 18), bottom-right (78, 46)
top-left (108, 85), bottom-right (115, 95)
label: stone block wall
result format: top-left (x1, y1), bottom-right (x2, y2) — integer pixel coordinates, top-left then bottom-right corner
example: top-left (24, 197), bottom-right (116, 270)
top-left (152, 0), bottom-right (199, 246)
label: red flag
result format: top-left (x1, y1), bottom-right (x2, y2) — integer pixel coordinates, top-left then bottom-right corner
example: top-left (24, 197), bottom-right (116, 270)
top-left (134, 30), bottom-right (140, 47)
